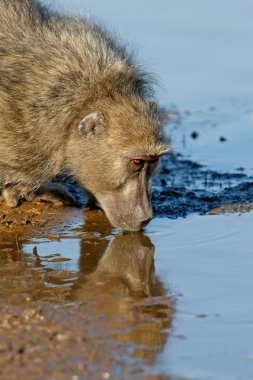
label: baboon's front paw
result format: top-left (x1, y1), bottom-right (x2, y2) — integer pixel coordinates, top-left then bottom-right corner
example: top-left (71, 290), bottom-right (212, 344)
top-left (2, 187), bottom-right (22, 207)
top-left (33, 183), bottom-right (77, 206)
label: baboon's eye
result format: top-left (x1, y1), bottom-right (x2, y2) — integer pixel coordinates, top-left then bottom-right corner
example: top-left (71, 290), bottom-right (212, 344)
top-left (133, 159), bottom-right (144, 166)
top-left (131, 159), bottom-right (144, 172)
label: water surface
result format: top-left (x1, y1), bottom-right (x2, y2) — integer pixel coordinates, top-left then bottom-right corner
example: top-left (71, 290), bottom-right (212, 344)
top-left (4, 211), bottom-right (252, 380)
top-left (1, 0), bottom-right (253, 379)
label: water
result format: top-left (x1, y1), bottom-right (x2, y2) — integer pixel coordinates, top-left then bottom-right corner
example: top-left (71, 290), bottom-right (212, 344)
top-left (46, 0), bottom-right (253, 104)
top-left (1, 0), bottom-right (253, 379)
top-left (16, 213), bottom-right (253, 379)
top-left (149, 215), bottom-right (253, 379)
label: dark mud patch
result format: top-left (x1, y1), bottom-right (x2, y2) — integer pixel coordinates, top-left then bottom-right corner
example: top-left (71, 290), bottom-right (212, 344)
top-left (152, 152), bottom-right (253, 218)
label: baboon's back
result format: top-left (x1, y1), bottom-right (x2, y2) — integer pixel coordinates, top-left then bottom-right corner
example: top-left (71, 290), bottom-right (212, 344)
top-left (0, 0), bottom-right (151, 188)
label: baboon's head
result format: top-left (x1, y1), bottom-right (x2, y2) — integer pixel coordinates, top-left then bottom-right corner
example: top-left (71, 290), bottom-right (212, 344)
top-left (66, 98), bottom-right (169, 231)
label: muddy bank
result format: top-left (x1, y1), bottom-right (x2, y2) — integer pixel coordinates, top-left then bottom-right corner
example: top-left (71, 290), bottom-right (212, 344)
top-left (153, 152), bottom-right (253, 218)
top-left (0, 302), bottom-right (173, 380)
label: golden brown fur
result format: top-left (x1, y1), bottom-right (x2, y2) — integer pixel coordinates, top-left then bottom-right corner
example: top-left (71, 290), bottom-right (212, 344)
top-left (0, 0), bottom-right (169, 230)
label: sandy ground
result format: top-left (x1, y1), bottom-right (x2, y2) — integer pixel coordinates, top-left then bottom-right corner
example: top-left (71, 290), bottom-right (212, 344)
top-left (0, 302), bottom-right (174, 380)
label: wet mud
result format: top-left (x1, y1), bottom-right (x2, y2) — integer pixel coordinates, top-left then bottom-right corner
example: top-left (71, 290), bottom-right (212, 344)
top-left (0, 302), bottom-right (172, 380)
top-left (153, 152), bottom-right (253, 218)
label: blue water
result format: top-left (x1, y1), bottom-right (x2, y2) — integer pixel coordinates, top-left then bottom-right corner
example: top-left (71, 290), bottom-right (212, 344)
top-left (46, 0), bottom-right (253, 104)
top-left (148, 214), bottom-right (253, 380)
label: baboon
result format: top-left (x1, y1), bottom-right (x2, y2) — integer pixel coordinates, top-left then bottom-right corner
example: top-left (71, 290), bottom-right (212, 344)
top-left (0, 0), bottom-right (169, 230)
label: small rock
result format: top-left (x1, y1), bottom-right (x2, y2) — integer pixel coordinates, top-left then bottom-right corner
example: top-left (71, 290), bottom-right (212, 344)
top-left (191, 131), bottom-right (199, 139)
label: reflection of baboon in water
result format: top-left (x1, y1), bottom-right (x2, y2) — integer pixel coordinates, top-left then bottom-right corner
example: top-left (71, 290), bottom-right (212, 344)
top-left (77, 233), bottom-right (160, 297)
top-left (0, 220), bottom-right (175, 363)
top-left (71, 232), bottom-right (175, 363)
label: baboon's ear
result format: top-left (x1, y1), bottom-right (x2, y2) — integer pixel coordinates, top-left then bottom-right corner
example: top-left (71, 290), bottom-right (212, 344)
top-left (78, 112), bottom-right (105, 139)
